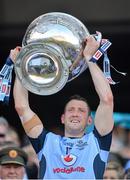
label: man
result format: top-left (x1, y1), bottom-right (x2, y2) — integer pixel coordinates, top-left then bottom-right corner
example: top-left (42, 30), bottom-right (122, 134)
top-left (0, 146), bottom-right (28, 180)
top-left (12, 32), bottom-right (114, 179)
top-left (0, 117), bottom-right (9, 144)
top-left (103, 161), bottom-right (124, 179)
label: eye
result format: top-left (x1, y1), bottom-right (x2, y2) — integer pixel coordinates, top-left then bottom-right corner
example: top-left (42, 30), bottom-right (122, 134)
top-left (79, 108), bottom-right (86, 112)
top-left (68, 108), bottom-right (73, 112)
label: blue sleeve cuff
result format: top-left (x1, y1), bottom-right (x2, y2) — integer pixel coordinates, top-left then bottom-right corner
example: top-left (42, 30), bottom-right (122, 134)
top-left (6, 57), bottom-right (14, 66)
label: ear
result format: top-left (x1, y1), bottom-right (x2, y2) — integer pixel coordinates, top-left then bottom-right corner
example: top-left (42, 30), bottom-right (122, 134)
top-left (87, 116), bottom-right (93, 125)
top-left (61, 114), bottom-right (65, 124)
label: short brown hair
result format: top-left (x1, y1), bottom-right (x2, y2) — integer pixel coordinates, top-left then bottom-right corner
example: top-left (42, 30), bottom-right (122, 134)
top-left (64, 94), bottom-right (91, 115)
top-left (105, 161), bottom-right (124, 179)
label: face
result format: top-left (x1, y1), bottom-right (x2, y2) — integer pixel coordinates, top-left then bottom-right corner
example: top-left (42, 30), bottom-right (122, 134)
top-left (103, 169), bottom-right (118, 179)
top-left (0, 164), bottom-right (25, 180)
top-left (61, 99), bottom-right (92, 137)
top-left (5, 130), bottom-right (21, 146)
top-left (0, 125), bottom-right (7, 143)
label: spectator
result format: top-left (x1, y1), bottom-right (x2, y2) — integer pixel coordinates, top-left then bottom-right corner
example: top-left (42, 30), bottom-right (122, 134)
top-left (103, 161), bottom-right (124, 179)
top-left (0, 146), bottom-right (28, 180)
top-left (0, 116), bottom-right (9, 143)
top-left (5, 126), bottom-right (21, 147)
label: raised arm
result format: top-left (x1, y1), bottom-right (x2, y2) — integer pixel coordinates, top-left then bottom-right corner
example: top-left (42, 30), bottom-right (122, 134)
top-left (83, 32), bottom-right (114, 136)
top-left (11, 47), bottom-right (43, 138)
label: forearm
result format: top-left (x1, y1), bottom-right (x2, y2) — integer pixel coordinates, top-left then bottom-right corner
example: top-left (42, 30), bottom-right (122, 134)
top-left (86, 60), bottom-right (114, 135)
top-left (86, 61), bottom-right (113, 103)
top-left (13, 77), bottom-right (33, 119)
top-left (13, 77), bottom-right (43, 137)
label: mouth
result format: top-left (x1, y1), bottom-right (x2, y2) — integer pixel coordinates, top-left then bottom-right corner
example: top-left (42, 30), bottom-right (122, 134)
top-left (8, 175), bottom-right (17, 179)
top-left (70, 119), bottom-right (80, 123)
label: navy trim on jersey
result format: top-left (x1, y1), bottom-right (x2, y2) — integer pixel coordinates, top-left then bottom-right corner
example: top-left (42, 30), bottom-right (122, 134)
top-left (39, 154), bottom-right (46, 179)
top-left (28, 128), bottom-right (48, 153)
top-left (93, 154), bottom-right (105, 179)
top-left (93, 126), bottom-right (112, 151)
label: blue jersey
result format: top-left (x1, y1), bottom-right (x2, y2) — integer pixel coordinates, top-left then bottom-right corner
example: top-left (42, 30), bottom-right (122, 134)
top-left (28, 127), bottom-right (112, 179)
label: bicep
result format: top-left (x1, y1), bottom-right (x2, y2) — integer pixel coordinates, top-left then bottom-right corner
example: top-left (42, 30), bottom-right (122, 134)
top-left (94, 102), bottom-right (114, 136)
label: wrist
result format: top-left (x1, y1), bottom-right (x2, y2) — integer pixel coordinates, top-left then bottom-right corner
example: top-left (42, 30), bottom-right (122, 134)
top-left (84, 55), bottom-right (93, 62)
top-left (6, 57), bottom-right (14, 65)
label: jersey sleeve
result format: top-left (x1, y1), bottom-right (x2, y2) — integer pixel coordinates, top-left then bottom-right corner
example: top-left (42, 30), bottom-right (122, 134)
top-left (28, 128), bottom-right (48, 153)
top-left (93, 126), bottom-right (112, 151)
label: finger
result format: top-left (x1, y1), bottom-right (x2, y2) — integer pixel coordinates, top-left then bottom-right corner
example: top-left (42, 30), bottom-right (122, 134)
top-left (16, 46), bottom-right (21, 51)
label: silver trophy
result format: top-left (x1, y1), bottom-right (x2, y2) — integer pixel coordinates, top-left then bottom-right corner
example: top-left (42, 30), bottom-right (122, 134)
top-left (15, 12), bottom-right (90, 95)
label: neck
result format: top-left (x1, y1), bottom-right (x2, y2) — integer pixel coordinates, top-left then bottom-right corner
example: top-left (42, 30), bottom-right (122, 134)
top-left (65, 130), bottom-right (85, 138)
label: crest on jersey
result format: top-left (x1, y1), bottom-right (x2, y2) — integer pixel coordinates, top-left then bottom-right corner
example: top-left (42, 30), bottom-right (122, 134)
top-left (61, 154), bottom-right (77, 166)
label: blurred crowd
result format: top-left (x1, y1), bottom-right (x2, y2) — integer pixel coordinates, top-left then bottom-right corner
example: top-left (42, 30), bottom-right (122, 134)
top-left (0, 116), bottom-right (39, 179)
top-left (104, 122), bottom-right (130, 179)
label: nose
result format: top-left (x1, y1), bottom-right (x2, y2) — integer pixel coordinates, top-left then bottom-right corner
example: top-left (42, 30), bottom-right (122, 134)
top-left (72, 109), bottom-right (80, 116)
top-left (9, 167), bottom-right (16, 173)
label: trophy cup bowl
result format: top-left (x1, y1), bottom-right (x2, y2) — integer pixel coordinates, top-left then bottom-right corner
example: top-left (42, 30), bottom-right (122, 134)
top-left (15, 12), bottom-right (90, 95)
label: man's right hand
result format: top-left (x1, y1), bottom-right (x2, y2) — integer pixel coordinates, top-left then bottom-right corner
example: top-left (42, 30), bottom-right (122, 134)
top-left (9, 46), bottom-right (21, 63)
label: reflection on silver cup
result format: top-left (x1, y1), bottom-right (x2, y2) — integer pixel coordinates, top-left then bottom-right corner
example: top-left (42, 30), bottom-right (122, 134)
top-left (15, 12), bottom-right (90, 95)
